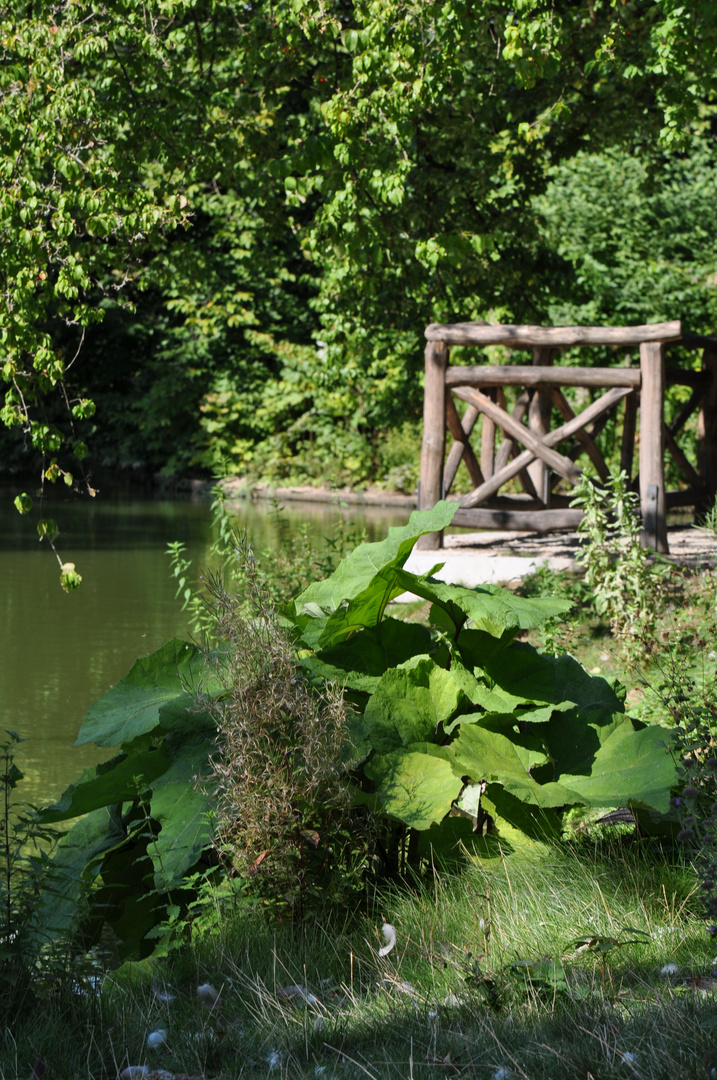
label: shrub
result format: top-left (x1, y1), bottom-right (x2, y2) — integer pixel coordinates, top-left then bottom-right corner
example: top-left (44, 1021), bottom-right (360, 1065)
top-left (201, 545), bottom-right (366, 919)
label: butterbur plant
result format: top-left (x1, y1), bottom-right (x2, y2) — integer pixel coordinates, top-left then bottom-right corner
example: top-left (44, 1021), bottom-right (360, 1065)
top-left (27, 502), bottom-right (680, 959)
top-left (289, 502), bottom-right (677, 863)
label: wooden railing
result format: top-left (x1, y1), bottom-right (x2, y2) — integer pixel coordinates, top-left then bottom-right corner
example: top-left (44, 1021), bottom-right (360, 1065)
top-left (417, 320), bottom-right (717, 554)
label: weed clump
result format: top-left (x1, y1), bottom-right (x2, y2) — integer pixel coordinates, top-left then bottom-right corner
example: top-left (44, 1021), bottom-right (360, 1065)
top-left (571, 469), bottom-right (668, 648)
top-left (201, 539), bottom-right (367, 920)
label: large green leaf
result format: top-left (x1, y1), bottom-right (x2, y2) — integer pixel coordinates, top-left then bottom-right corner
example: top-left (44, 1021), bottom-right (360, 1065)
top-left (291, 504), bottom-right (455, 647)
top-left (544, 708), bottom-right (625, 777)
top-left (87, 820), bottom-right (167, 960)
top-left (313, 560), bottom-right (570, 651)
top-left (557, 720), bottom-right (676, 814)
top-left (301, 618), bottom-right (434, 691)
top-left (451, 712), bottom-right (675, 815)
top-left (386, 570), bottom-right (572, 638)
top-left (364, 743), bottom-right (463, 829)
top-left (76, 639), bottom-right (210, 747)
top-left (32, 806), bottom-right (129, 942)
top-left (452, 628), bottom-right (510, 671)
top-left (482, 643), bottom-right (624, 721)
top-left (147, 732), bottom-right (216, 890)
top-left (449, 724), bottom-right (576, 808)
top-left (363, 657), bottom-right (464, 753)
top-left (482, 786), bottom-right (562, 843)
top-left (292, 502), bottom-right (456, 616)
top-left (38, 748), bottom-right (169, 824)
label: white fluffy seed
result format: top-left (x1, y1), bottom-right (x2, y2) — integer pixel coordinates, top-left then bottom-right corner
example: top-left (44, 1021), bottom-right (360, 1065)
top-left (378, 923), bottom-right (397, 957)
top-left (197, 982), bottom-right (220, 1007)
top-left (146, 1029), bottom-right (167, 1049)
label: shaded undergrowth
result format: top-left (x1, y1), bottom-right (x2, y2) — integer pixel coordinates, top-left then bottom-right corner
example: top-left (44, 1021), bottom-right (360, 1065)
top-left (5, 837), bottom-right (717, 1080)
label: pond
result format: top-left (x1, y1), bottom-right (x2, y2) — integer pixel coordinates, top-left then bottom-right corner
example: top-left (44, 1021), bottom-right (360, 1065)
top-left (0, 484), bottom-right (409, 807)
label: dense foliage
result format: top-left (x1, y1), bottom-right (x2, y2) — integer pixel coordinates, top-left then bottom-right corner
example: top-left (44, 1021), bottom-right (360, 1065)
top-left (28, 504), bottom-right (677, 960)
top-left (2, 1), bottom-right (717, 500)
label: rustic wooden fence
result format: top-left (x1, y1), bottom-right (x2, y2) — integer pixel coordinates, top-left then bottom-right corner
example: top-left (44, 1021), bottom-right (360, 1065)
top-left (417, 320), bottom-right (717, 554)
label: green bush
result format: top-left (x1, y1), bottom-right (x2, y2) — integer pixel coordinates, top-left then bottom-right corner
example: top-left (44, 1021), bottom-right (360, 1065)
top-left (32, 503), bottom-right (678, 960)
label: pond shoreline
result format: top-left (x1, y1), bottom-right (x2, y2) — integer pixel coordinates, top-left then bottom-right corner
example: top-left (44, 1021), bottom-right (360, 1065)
top-left (219, 476), bottom-right (417, 509)
top-left (150, 473), bottom-right (716, 571)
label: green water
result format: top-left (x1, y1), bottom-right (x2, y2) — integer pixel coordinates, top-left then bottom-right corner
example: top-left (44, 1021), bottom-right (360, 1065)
top-left (0, 486), bottom-right (408, 806)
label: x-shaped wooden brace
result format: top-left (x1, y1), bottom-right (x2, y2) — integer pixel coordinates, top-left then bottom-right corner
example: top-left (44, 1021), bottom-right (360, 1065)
top-left (450, 385), bottom-right (634, 509)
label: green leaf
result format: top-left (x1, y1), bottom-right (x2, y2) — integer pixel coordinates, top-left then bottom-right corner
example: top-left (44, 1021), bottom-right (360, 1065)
top-left (291, 502), bottom-right (456, 644)
top-left (38, 748), bottom-right (169, 823)
top-left (75, 639), bottom-right (210, 747)
top-left (453, 628), bottom-right (514, 671)
top-left (13, 492), bottom-right (33, 514)
top-left (147, 730), bottom-right (216, 889)
top-left (482, 643), bottom-right (624, 724)
top-left (557, 720), bottom-right (676, 814)
top-left (315, 561), bottom-right (444, 648)
top-left (364, 657), bottom-right (464, 753)
top-left (32, 806), bottom-right (128, 942)
top-left (364, 743), bottom-right (463, 829)
top-left (386, 572), bottom-right (572, 639)
top-left (482, 786), bottom-right (561, 842)
top-left (449, 724), bottom-right (573, 808)
top-left (301, 617), bottom-right (434, 691)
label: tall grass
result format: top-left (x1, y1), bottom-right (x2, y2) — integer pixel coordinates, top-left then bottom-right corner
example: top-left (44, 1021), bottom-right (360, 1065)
top-left (4, 836), bottom-right (714, 1080)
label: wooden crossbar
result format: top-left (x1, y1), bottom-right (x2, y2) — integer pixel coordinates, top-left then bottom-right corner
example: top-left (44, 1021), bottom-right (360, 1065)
top-left (426, 321), bottom-right (682, 347)
top-left (551, 388), bottom-right (610, 482)
top-left (445, 397), bottom-right (482, 491)
top-left (452, 386), bottom-right (582, 487)
top-left (458, 387), bottom-right (632, 509)
top-left (446, 366), bottom-right (641, 388)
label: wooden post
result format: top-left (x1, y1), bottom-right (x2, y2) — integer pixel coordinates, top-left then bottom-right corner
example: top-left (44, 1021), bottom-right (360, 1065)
top-left (417, 339), bottom-right (448, 550)
top-left (639, 341), bottom-right (668, 553)
top-left (481, 389), bottom-right (496, 480)
top-left (528, 347), bottom-right (553, 505)
top-left (620, 391), bottom-right (638, 481)
top-left (697, 347), bottom-right (717, 503)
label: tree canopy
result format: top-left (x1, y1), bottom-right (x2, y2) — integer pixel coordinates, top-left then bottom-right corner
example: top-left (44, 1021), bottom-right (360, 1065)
top-left (2, 0), bottom-right (716, 518)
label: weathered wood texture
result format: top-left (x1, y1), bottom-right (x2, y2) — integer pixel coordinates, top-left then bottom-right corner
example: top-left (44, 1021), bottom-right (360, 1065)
top-left (444, 397), bottom-right (482, 492)
top-left (452, 386), bottom-right (582, 485)
top-left (418, 321), bottom-right (715, 550)
top-left (698, 348), bottom-right (717, 500)
top-left (552, 388), bottom-right (609, 482)
top-left (639, 341), bottom-right (668, 553)
top-left (481, 388), bottom-right (497, 481)
top-left (445, 365), bottom-right (642, 388)
top-left (458, 386), bottom-right (631, 509)
top-left (417, 339), bottom-right (448, 551)
top-left (528, 347), bottom-right (554, 504)
top-left (620, 391), bottom-right (638, 479)
top-left (452, 508), bottom-right (584, 532)
top-left (426, 320), bottom-right (682, 347)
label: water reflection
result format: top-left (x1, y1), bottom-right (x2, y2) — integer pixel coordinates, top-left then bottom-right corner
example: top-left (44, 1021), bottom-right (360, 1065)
top-left (0, 485), bottom-right (409, 805)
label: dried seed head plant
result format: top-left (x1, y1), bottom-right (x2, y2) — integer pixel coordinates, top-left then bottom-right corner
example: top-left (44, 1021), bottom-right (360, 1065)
top-left (199, 536), bottom-right (357, 919)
